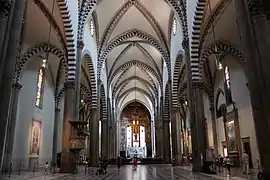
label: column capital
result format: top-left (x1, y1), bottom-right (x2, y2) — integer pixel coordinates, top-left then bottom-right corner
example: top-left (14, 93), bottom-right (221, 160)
top-left (191, 81), bottom-right (205, 90)
top-left (181, 38), bottom-right (189, 51)
top-left (247, 0), bottom-right (267, 20)
top-left (0, 0), bottom-right (12, 19)
top-left (64, 81), bottom-right (75, 89)
top-left (12, 82), bottom-right (22, 90)
top-left (209, 105), bottom-right (215, 111)
top-left (172, 107), bottom-right (181, 113)
top-left (55, 107), bottom-right (61, 112)
top-left (77, 40), bottom-right (84, 49)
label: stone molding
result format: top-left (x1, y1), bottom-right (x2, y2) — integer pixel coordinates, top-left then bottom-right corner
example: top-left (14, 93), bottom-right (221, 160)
top-left (64, 81), bottom-right (75, 89)
top-left (182, 39), bottom-right (189, 51)
top-left (0, 0), bottom-right (11, 19)
top-left (11, 82), bottom-right (22, 90)
top-left (77, 40), bottom-right (84, 49)
top-left (172, 107), bottom-right (181, 113)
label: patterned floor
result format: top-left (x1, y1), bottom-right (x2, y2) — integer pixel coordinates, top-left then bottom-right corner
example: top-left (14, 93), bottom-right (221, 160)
top-left (1, 165), bottom-right (256, 180)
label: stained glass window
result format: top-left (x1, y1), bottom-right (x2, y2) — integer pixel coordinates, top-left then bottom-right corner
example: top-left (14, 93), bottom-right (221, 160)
top-left (225, 66), bottom-right (230, 89)
top-left (35, 60), bottom-right (46, 109)
top-left (172, 18), bottom-right (177, 36)
top-left (90, 20), bottom-right (94, 36)
top-left (224, 66), bottom-right (233, 104)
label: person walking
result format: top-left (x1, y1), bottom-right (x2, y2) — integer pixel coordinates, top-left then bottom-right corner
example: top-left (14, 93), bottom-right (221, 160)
top-left (217, 155), bottom-right (224, 173)
top-left (116, 156), bottom-right (121, 171)
top-left (224, 156), bottom-right (231, 175)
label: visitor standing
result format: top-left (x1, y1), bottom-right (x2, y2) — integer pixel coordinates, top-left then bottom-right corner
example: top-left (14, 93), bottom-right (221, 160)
top-left (241, 152), bottom-right (250, 174)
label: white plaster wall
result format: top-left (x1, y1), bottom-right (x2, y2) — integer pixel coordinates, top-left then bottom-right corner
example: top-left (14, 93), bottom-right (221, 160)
top-left (57, 98), bottom-right (65, 153)
top-left (163, 62), bottom-right (168, 95)
top-left (83, 21), bottom-right (98, 76)
top-left (170, 15), bottom-right (184, 77)
top-left (216, 116), bottom-right (226, 155)
top-left (214, 56), bottom-right (259, 166)
top-left (100, 67), bottom-right (108, 98)
top-left (203, 93), bottom-right (214, 147)
top-left (13, 57), bottom-right (55, 168)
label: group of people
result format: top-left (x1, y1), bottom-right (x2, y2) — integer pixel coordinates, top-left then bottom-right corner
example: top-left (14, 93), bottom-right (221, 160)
top-left (216, 152), bottom-right (250, 175)
top-left (216, 155), bottom-right (232, 175)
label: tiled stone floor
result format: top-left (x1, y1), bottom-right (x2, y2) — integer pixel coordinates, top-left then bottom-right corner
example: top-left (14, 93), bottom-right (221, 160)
top-left (1, 165), bottom-right (257, 180)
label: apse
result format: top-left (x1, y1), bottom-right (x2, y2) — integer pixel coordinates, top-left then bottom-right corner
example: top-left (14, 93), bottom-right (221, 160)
top-left (120, 101), bottom-right (153, 158)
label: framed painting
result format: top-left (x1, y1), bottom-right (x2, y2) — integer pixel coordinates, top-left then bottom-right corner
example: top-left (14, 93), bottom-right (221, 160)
top-left (225, 120), bottom-right (237, 153)
top-left (29, 119), bottom-right (41, 156)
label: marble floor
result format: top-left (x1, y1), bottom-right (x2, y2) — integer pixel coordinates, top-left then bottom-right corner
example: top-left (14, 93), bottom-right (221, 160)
top-left (1, 165), bottom-right (256, 180)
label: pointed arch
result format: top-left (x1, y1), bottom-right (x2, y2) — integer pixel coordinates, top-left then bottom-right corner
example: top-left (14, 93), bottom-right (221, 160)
top-left (109, 60), bottom-right (162, 90)
top-left (100, 83), bottom-right (107, 122)
top-left (78, 0), bottom-right (188, 42)
top-left (98, 1), bottom-right (169, 54)
top-left (80, 83), bottom-right (92, 104)
top-left (14, 43), bottom-right (68, 83)
top-left (98, 29), bottom-right (169, 79)
top-left (108, 42), bottom-right (160, 78)
top-left (199, 41), bottom-right (246, 77)
top-left (119, 99), bottom-right (152, 116)
top-left (164, 82), bottom-right (170, 122)
top-left (82, 51), bottom-right (98, 108)
top-left (55, 83), bottom-right (91, 109)
top-left (92, 11), bottom-right (100, 46)
top-left (116, 87), bottom-right (154, 105)
top-left (113, 76), bottom-right (157, 101)
top-left (215, 88), bottom-right (226, 117)
top-left (112, 63), bottom-right (157, 94)
top-left (172, 50), bottom-right (184, 108)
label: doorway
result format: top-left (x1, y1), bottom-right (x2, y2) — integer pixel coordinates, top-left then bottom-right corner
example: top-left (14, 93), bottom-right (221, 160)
top-left (222, 141), bottom-right (228, 157)
top-left (242, 137), bottom-right (253, 168)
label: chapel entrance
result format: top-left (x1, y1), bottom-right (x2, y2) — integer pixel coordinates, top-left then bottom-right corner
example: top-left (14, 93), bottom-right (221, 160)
top-left (120, 102), bottom-right (153, 158)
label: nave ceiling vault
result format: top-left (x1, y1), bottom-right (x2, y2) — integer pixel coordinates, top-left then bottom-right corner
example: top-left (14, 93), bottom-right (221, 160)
top-left (76, 0), bottom-right (189, 110)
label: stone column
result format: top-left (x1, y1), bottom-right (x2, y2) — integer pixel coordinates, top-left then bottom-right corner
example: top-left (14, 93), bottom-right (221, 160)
top-left (171, 108), bottom-right (183, 166)
top-left (89, 108), bottom-right (99, 166)
top-left (183, 38), bottom-right (207, 172)
top-left (52, 107), bottom-right (60, 165)
top-left (74, 41), bottom-right (84, 121)
top-left (0, 0), bottom-right (27, 170)
top-left (163, 120), bottom-right (171, 163)
top-left (209, 106), bottom-right (218, 154)
top-left (60, 82), bottom-right (76, 173)
top-left (233, 0), bottom-right (270, 177)
top-left (190, 85), bottom-right (207, 171)
top-left (101, 119), bottom-right (108, 157)
top-left (159, 96), bottom-right (164, 158)
top-left (2, 82), bottom-right (22, 171)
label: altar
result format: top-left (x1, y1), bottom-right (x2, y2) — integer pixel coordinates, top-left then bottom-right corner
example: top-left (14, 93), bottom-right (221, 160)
top-left (127, 147), bottom-right (146, 157)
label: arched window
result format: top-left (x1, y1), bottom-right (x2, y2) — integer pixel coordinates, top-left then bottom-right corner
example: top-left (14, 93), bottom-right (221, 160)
top-left (224, 66), bottom-right (232, 105)
top-left (35, 60), bottom-right (46, 109)
top-left (172, 18), bottom-right (177, 36)
top-left (90, 20), bottom-right (94, 36)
